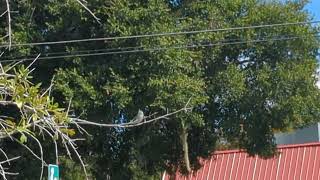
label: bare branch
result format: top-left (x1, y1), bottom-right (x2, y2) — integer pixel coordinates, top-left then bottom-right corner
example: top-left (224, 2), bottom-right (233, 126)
top-left (71, 104), bottom-right (193, 128)
top-left (66, 97), bottom-right (72, 117)
top-left (0, 156), bottom-right (20, 165)
top-left (0, 155), bottom-right (20, 180)
top-left (11, 137), bottom-right (47, 166)
top-left (63, 133), bottom-right (89, 180)
top-left (41, 75), bottom-right (55, 97)
top-left (73, 120), bottom-right (91, 136)
top-left (0, 122), bottom-right (13, 141)
top-left (5, 0), bottom-right (12, 50)
top-left (24, 131), bottom-right (45, 180)
top-left (5, 60), bottom-right (25, 72)
top-left (26, 54), bottom-right (40, 69)
top-left (0, 10), bottom-right (7, 17)
top-left (74, 0), bottom-right (101, 24)
top-left (0, 149), bottom-right (9, 165)
top-left (0, 34), bottom-right (9, 40)
top-left (35, 124), bottom-right (59, 164)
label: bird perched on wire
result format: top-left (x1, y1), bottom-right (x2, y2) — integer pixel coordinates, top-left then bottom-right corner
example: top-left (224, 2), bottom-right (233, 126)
top-left (130, 109), bottom-right (144, 124)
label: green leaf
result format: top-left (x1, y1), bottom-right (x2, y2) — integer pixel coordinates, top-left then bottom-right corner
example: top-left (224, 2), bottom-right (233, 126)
top-left (20, 134), bottom-right (27, 144)
top-left (16, 101), bottom-right (23, 109)
top-left (61, 128), bottom-right (76, 137)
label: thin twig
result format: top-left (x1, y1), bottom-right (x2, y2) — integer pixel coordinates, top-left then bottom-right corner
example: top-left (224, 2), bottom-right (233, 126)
top-left (0, 47), bottom-right (8, 60)
top-left (73, 121), bottom-right (91, 136)
top-left (42, 75), bottom-right (55, 98)
top-left (35, 124), bottom-right (59, 164)
top-left (184, 97), bottom-right (192, 112)
top-left (0, 122), bottom-right (13, 140)
top-left (0, 156), bottom-right (20, 164)
top-left (12, 138), bottom-right (47, 165)
top-left (0, 165), bottom-right (8, 180)
top-left (0, 156), bottom-right (20, 180)
top-left (5, 60), bottom-right (25, 72)
top-left (74, 0), bottom-right (101, 24)
top-left (0, 34), bottom-right (9, 41)
top-left (26, 54), bottom-right (40, 69)
top-left (0, 10), bottom-right (7, 17)
top-left (5, 0), bottom-right (12, 50)
top-left (0, 63), bottom-right (4, 73)
top-left (0, 149), bottom-right (9, 165)
top-left (71, 106), bottom-right (193, 128)
top-left (64, 133), bottom-right (89, 180)
top-left (2, 171), bottom-right (19, 175)
top-left (24, 131), bottom-right (44, 180)
top-left (66, 97), bottom-right (72, 117)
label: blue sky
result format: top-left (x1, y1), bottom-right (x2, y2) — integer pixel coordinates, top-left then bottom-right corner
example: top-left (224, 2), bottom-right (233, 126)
top-left (306, 1), bottom-right (320, 86)
top-left (305, 0), bottom-right (320, 20)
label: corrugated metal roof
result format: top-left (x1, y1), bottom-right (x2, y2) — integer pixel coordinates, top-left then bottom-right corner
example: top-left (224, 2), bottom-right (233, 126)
top-left (163, 142), bottom-right (320, 180)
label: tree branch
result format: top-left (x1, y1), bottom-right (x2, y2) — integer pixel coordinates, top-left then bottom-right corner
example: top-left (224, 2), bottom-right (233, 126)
top-left (5, 0), bottom-right (12, 50)
top-left (0, 61), bottom-right (195, 180)
top-left (71, 105), bottom-right (193, 128)
top-left (74, 0), bottom-right (101, 24)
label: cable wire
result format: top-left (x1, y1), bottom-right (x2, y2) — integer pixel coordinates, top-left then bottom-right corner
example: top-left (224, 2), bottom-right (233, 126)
top-left (1, 34), bottom-right (318, 63)
top-left (23, 45), bottom-right (144, 57)
top-left (3, 35), bottom-right (279, 58)
top-left (0, 20), bottom-right (319, 48)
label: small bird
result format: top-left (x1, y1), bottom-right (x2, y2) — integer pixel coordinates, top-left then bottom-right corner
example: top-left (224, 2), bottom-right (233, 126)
top-left (131, 109), bottom-right (144, 124)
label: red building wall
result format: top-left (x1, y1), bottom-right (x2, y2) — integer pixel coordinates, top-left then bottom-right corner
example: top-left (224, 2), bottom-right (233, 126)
top-left (163, 142), bottom-right (320, 180)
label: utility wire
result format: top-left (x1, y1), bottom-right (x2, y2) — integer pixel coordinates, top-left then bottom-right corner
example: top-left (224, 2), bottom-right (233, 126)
top-left (19, 45), bottom-right (144, 57)
top-left (1, 34), bottom-right (318, 63)
top-left (3, 33), bottom-right (317, 59)
top-left (0, 20), bottom-right (319, 48)
top-left (2, 36), bottom-right (275, 58)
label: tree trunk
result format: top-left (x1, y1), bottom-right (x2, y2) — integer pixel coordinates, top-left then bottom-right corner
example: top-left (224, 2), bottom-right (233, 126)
top-left (180, 124), bottom-right (191, 172)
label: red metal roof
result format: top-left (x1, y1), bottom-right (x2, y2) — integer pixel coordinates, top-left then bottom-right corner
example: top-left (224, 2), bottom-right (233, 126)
top-left (163, 142), bottom-right (320, 180)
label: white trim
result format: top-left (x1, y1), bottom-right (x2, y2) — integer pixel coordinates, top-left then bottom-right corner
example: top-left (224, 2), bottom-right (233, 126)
top-left (200, 160), bottom-right (206, 180)
top-left (311, 147), bottom-right (318, 180)
top-left (299, 147), bottom-right (306, 180)
top-left (287, 147), bottom-right (294, 179)
top-left (234, 153), bottom-right (242, 180)
top-left (262, 158), bottom-right (269, 180)
top-left (206, 156), bottom-right (213, 180)
top-left (293, 147), bottom-right (301, 180)
top-left (257, 155), bottom-right (262, 180)
top-left (305, 146), bottom-right (311, 180)
top-left (222, 154), bottom-right (230, 180)
top-left (275, 151), bottom-right (282, 180)
top-left (281, 148), bottom-right (288, 180)
top-left (228, 153), bottom-right (236, 180)
top-left (217, 154), bottom-right (224, 179)
top-left (246, 155), bottom-right (253, 180)
top-left (252, 156), bottom-right (258, 180)
top-left (239, 153), bottom-right (247, 180)
top-left (212, 155), bottom-right (218, 179)
top-left (162, 171), bottom-right (166, 180)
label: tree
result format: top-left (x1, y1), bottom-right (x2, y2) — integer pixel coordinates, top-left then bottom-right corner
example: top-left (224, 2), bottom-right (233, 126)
top-left (1, 0), bottom-right (320, 179)
top-left (0, 61), bottom-right (76, 179)
top-left (0, 61), bottom-right (192, 179)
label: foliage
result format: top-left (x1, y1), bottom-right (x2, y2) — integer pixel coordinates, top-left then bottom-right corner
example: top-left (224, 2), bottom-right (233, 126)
top-left (1, 0), bottom-right (320, 179)
top-left (0, 64), bottom-right (70, 138)
top-left (0, 63), bottom-right (77, 179)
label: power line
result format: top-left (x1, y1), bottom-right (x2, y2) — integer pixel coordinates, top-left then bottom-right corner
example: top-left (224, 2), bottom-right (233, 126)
top-left (2, 36), bottom-right (277, 58)
top-left (0, 20), bottom-right (319, 48)
top-left (15, 45), bottom-right (143, 57)
top-left (1, 34), bottom-right (318, 63)
top-left (2, 35), bottom-right (318, 63)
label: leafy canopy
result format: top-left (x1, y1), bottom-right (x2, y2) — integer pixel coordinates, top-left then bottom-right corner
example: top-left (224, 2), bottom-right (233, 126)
top-left (1, 0), bottom-right (320, 179)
